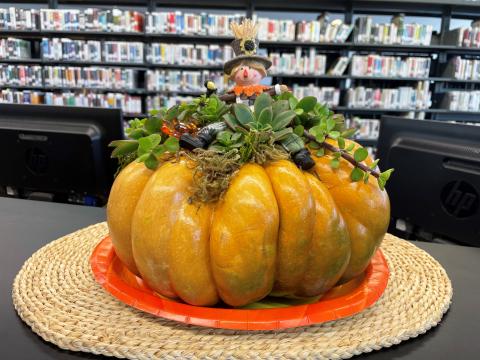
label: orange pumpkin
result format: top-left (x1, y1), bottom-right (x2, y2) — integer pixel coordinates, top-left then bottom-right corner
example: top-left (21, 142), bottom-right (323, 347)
top-left (107, 141), bottom-right (390, 307)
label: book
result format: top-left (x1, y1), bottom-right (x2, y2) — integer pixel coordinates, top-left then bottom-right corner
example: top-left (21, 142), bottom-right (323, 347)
top-left (102, 41), bottom-right (144, 63)
top-left (328, 57), bottom-right (350, 75)
top-left (443, 27), bottom-right (480, 48)
top-left (254, 17), bottom-right (296, 41)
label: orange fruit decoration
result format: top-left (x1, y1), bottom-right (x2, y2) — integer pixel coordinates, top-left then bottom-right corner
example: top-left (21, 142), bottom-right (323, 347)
top-left (107, 139), bottom-right (390, 307)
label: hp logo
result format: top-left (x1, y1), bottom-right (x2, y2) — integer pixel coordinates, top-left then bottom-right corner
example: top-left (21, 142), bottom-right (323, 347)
top-left (441, 180), bottom-right (479, 218)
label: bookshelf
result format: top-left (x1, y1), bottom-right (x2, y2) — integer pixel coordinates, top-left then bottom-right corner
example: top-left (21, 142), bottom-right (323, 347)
top-left (1, 0), bottom-right (480, 147)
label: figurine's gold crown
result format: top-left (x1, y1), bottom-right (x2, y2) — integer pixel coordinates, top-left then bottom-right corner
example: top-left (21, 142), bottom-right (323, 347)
top-left (230, 19), bottom-right (258, 41)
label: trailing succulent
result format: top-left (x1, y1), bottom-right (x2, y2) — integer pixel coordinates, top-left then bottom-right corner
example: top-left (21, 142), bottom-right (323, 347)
top-left (110, 92), bottom-right (393, 198)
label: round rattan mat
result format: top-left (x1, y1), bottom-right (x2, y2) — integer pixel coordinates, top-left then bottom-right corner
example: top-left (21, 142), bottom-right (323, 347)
top-left (13, 222), bottom-right (452, 360)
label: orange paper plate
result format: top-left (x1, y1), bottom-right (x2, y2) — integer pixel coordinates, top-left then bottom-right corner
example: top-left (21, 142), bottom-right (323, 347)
top-left (91, 235), bottom-right (389, 330)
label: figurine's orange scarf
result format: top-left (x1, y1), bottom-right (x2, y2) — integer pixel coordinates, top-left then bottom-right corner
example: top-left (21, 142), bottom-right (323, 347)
top-left (232, 85), bottom-right (270, 97)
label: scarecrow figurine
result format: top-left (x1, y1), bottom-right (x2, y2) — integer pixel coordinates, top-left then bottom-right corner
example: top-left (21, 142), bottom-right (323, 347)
top-left (222, 19), bottom-right (289, 105)
top-left (180, 19), bottom-right (314, 170)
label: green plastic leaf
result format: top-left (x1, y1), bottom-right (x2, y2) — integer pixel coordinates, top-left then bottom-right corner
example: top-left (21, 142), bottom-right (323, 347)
top-left (128, 128), bottom-right (145, 140)
top-left (164, 136), bottom-right (179, 152)
top-left (333, 151), bottom-right (341, 159)
top-left (152, 144), bottom-right (166, 156)
top-left (351, 167), bottom-right (364, 182)
top-left (216, 131), bottom-right (231, 144)
top-left (254, 93), bottom-right (272, 118)
top-left (308, 142), bottom-right (321, 150)
top-left (330, 158), bottom-right (340, 169)
top-left (223, 112), bottom-right (241, 129)
top-left (380, 168), bottom-right (394, 181)
top-left (309, 125), bottom-right (323, 138)
top-left (273, 127), bottom-right (293, 141)
top-left (137, 134), bottom-right (161, 156)
top-left (258, 106), bottom-right (273, 128)
top-left (315, 134), bottom-right (326, 143)
top-left (337, 136), bottom-right (345, 149)
top-left (293, 125), bottom-right (304, 137)
top-left (233, 103), bottom-right (254, 126)
top-left (294, 108), bottom-right (304, 116)
top-left (377, 176), bottom-right (386, 190)
top-left (231, 132), bottom-right (242, 142)
top-left (272, 100), bottom-right (289, 117)
top-left (278, 91), bottom-right (292, 101)
top-left (272, 110), bottom-right (296, 131)
top-left (363, 172), bottom-right (370, 184)
top-left (345, 142), bottom-right (355, 152)
top-left (296, 96), bottom-right (317, 112)
top-left (109, 140), bottom-right (139, 158)
top-left (149, 109), bottom-right (160, 116)
top-left (144, 116), bottom-right (162, 134)
top-left (144, 153), bottom-right (159, 170)
top-left (353, 147), bottom-right (369, 162)
top-left (326, 118), bottom-right (336, 132)
top-left (165, 105), bottom-right (180, 121)
top-left (370, 159), bottom-right (380, 170)
top-left (288, 96), bottom-right (298, 110)
top-left (341, 128), bottom-right (357, 139)
top-left (316, 148), bottom-right (325, 157)
top-left (136, 153), bottom-right (149, 162)
top-left (329, 130), bottom-right (340, 139)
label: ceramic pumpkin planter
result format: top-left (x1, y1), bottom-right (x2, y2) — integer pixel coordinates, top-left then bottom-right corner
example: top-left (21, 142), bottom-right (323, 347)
top-left (107, 143), bottom-right (390, 307)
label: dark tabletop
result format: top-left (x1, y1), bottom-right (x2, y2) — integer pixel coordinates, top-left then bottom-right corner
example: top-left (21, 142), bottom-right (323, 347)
top-left (1, 197), bottom-right (480, 359)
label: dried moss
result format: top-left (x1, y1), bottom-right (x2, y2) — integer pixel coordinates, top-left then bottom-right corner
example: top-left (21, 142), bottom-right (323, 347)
top-left (187, 141), bottom-right (289, 203)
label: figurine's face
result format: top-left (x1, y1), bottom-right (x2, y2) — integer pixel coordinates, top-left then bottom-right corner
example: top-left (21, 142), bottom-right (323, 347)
top-left (233, 65), bottom-right (264, 86)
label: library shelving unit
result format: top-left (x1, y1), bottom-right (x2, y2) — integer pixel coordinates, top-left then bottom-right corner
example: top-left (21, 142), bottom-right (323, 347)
top-left (2, 0), bottom-right (480, 146)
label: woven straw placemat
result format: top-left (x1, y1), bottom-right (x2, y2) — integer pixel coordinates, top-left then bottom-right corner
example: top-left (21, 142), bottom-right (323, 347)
top-left (12, 222), bottom-right (452, 360)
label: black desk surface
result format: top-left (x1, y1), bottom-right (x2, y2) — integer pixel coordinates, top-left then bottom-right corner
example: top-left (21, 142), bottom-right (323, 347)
top-left (1, 197), bottom-right (479, 359)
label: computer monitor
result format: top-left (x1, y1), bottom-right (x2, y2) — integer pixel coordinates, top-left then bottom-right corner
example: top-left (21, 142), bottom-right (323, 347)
top-left (377, 116), bottom-right (480, 247)
top-left (0, 104), bottom-right (124, 206)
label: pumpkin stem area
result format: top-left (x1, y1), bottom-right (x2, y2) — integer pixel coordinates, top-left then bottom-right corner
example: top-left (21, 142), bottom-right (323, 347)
top-left (187, 140), bottom-right (288, 203)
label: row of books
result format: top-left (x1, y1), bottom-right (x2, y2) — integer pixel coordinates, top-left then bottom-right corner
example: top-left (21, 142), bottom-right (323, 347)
top-left (346, 117), bottom-right (380, 140)
top-left (0, 8), bottom-right (39, 30)
top-left (146, 95), bottom-right (194, 112)
top-left (296, 17), bottom-right (353, 43)
top-left (345, 82), bottom-right (432, 109)
top-left (444, 56), bottom-right (480, 80)
top-left (43, 67), bottom-right (139, 89)
top-left (41, 8), bottom-right (144, 32)
top-left (103, 42), bottom-right (144, 63)
top-left (443, 27), bottom-right (480, 48)
top-left (0, 64), bottom-right (139, 89)
top-left (0, 89), bottom-right (143, 114)
top-left (145, 12), bottom-right (243, 36)
top-left (441, 91), bottom-right (480, 111)
top-left (270, 49), bottom-right (327, 75)
top-left (0, 38), bottom-right (31, 60)
top-left (0, 65), bottom-right (42, 86)
top-left (41, 38), bottom-right (101, 62)
top-left (291, 85), bottom-right (340, 107)
top-left (146, 43), bottom-right (234, 66)
top-left (350, 55), bottom-right (431, 78)
top-left (255, 18), bottom-right (295, 42)
top-left (145, 70), bottom-right (229, 92)
top-left (354, 15), bottom-right (433, 46)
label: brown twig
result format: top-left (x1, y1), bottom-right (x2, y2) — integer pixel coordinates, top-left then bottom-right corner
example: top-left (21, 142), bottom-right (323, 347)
top-left (303, 130), bottom-right (380, 178)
